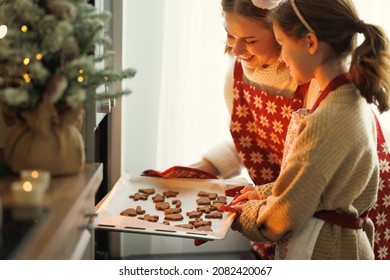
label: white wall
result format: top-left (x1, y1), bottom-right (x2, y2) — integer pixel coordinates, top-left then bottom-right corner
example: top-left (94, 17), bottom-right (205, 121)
top-left (120, 0), bottom-right (165, 176)
top-left (119, 0), bottom-right (250, 258)
top-left (118, 0), bottom-right (165, 258)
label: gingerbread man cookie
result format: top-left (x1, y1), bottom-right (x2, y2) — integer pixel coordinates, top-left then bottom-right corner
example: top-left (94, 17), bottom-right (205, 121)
top-left (163, 190), bottom-right (179, 198)
top-left (129, 193), bottom-right (149, 201)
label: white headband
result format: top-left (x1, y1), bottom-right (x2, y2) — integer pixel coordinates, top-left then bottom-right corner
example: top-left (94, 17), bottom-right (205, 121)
top-left (251, 0), bottom-right (316, 34)
top-left (251, 0), bottom-right (282, 10)
top-left (290, 0), bottom-right (316, 34)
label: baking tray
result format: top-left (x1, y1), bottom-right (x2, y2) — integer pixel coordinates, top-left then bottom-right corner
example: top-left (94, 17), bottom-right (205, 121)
top-left (95, 173), bottom-right (248, 241)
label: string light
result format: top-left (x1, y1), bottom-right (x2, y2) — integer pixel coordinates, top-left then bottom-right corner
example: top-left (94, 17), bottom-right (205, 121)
top-left (23, 57), bottom-right (30, 65)
top-left (22, 181), bottom-right (33, 192)
top-left (0, 24), bottom-right (7, 39)
top-left (35, 53), bottom-right (43, 60)
top-left (77, 69), bottom-right (85, 83)
top-left (23, 73), bottom-right (31, 83)
top-left (31, 170), bottom-right (39, 179)
top-left (21, 25), bottom-right (28, 32)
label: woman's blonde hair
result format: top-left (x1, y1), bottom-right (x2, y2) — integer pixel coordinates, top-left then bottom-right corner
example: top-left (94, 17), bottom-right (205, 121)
top-left (270, 0), bottom-right (390, 113)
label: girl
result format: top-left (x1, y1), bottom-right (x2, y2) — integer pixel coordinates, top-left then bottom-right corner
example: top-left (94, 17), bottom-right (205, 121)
top-left (231, 0), bottom-right (390, 259)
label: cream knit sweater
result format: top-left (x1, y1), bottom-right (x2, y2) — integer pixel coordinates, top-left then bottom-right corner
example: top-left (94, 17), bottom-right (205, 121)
top-left (239, 84), bottom-right (379, 259)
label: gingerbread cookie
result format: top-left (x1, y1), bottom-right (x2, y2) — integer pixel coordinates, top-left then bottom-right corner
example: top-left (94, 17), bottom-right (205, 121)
top-left (197, 191), bottom-right (218, 200)
top-left (189, 218), bottom-right (203, 225)
top-left (193, 220), bottom-right (212, 228)
top-left (215, 196), bottom-right (227, 204)
top-left (152, 193), bottom-right (165, 202)
top-left (155, 201), bottom-right (170, 210)
top-left (172, 199), bottom-right (182, 208)
top-left (197, 225), bottom-right (212, 232)
top-left (139, 214), bottom-right (159, 222)
top-left (197, 191), bottom-right (210, 197)
top-left (138, 188), bottom-right (155, 195)
top-left (129, 192), bottom-right (148, 201)
top-left (136, 206), bottom-right (145, 215)
top-left (196, 197), bottom-right (211, 205)
top-left (211, 202), bottom-right (225, 212)
top-left (205, 212), bottom-right (223, 219)
top-left (175, 224), bottom-right (193, 229)
top-left (164, 208), bottom-right (182, 214)
top-left (198, 191), bottom-right (218, 200)
top-left (163, 190), bottom-right (179, 198)
top-left (196, 206), bottom-right (212, 214)
top-left (120, 208), bottom-right (137, 217)
top-left (164, 213), bottom-right (184, 221)
top-left (186, 210), bottom-right (203, 219)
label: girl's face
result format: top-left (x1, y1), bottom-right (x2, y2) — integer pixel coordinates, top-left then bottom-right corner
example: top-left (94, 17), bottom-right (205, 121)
top-left (272, 23), bottom-right (314, 85)
top-left (224, 11), bottom-right (280, 69)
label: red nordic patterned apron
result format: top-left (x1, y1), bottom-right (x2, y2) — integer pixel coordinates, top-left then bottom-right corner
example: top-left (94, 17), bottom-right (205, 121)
top-left (230, 60), bottom-right (308, 185)
top-left (230, 60), bottom-right (308, 259)
top-left (371, 115), bottom-right (390, 260)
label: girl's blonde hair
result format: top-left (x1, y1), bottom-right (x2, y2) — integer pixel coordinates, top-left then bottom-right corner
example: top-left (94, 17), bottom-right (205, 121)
top-left (270, 0), bottom-right (390, 113)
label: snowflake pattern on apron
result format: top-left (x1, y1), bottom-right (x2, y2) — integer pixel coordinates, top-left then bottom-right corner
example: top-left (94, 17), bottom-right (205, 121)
top-left (372, 115), bottom-right (390, 260)
top-left (230, 60), bottom-right (308, 186)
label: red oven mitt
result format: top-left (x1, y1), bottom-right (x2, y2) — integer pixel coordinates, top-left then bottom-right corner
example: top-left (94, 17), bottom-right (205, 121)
top-left (142, 166), bottom-right (218, 180)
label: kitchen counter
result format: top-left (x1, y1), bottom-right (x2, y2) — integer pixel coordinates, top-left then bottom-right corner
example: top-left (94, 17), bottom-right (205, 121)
top-left (0, 163), bottom-right (103, 259)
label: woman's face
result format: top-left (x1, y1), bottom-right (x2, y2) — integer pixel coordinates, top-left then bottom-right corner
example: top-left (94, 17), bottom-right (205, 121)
top-left (224, 11), bottom-right (280, 69)
top-left (273, 23), bottom-right (313, 85)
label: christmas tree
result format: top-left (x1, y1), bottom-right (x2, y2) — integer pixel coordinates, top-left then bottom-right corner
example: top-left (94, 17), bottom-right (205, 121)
top-left (0, 0), bottom-right (136, 118)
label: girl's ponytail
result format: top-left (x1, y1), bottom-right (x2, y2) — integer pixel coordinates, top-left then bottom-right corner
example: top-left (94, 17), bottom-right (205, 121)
top-left (350, 23), bottom-right (390, 113)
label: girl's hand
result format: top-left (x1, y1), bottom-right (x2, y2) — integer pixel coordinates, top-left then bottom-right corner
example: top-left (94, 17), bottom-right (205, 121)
top-left (231, 186), bottom-right (259, 204)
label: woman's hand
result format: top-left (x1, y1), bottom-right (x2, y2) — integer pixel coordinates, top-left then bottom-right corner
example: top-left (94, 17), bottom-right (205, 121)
top-left (190, 158), bottom-right (219, 177)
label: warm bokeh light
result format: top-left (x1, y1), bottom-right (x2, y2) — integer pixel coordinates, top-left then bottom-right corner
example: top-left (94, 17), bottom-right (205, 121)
top-left (31, 170), bottom-right (39, 179)
top-left (0, 24), bottom-right (7, 39)
top-left (22, 181), bottom-right (33, 192)
top-left (21, 25), bottom-right (28, 32)
top-left (23, 57), bottom-right (30, 65)
top-left (23, 73), bottom-right (31, 83)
